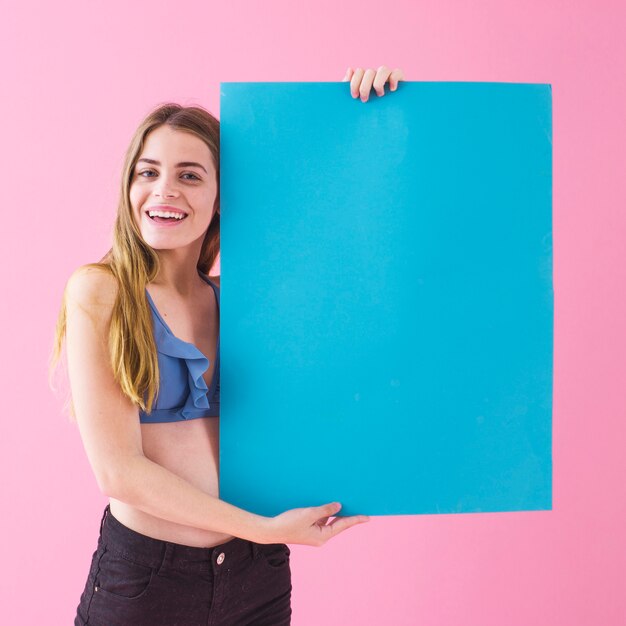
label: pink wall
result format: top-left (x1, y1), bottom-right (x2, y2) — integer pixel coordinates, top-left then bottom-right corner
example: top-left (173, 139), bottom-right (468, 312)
top-left (1, 0), bottom-right (624, 624)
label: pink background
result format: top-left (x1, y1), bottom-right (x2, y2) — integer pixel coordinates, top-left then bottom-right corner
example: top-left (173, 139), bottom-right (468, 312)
top-left (1, 0), bottom-right (625, 624)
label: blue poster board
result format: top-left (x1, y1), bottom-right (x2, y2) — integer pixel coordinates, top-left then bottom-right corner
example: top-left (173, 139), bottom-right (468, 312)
top-left (219, 82), bottom-right (552, 517)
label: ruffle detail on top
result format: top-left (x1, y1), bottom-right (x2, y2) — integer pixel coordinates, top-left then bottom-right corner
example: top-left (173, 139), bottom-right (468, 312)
top-left (150, 304), bottom-right (212, 420)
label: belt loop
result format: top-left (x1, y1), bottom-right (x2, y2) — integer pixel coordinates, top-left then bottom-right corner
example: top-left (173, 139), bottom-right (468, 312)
top-left (156, 542), bottom-right (175, 575)
top-left (98, 503), bottom-right (110, 536)
top-left (250, 541), bottom-right (260, 561)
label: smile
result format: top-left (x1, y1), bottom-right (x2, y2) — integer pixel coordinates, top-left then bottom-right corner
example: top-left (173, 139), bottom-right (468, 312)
top-left (145, 211), bottom-right (189, 226)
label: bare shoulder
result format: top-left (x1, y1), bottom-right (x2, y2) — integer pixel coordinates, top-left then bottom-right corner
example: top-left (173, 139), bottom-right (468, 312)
top-left (65, 264), bottom-right (118, 313)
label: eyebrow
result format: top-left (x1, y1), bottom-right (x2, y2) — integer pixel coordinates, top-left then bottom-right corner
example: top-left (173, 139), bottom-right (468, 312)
top-left (136, 158), bottom-right (208, 174)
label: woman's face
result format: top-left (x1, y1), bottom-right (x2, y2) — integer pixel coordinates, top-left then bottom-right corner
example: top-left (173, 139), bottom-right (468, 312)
top-left (129, 125), bottom-right (218, 250)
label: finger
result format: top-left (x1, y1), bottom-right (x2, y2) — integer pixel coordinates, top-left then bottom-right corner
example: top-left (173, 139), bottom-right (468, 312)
top-left (326, 514), bottom-right (370, 537)
top-left (359, 68), bottom-right (377, 102)
top-left (314, 502), bottom-right (342, 521)
top-left (372, 65), bottom-right (393, 97)
top-left (350, 67), bottom-right (365, 99)
top-left (389, 68), bottom-right (405, 92)
top-left (329, 513), bottom-right (370, 526)
top-left (342, 67), bottom-right (354, 82)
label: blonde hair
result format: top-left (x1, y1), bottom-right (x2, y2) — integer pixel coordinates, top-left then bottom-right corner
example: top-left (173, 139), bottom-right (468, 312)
top-left (48, 103), bottom-right (220, 422)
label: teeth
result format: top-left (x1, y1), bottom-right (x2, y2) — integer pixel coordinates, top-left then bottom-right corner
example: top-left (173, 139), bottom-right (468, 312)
top-left (148, 210), bottom-right (187, 219)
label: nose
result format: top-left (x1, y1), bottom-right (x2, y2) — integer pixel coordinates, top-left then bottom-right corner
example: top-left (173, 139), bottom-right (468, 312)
top-left (155, 187), bottom-right (177, 199)
top-left (153, 179), bottom-right (180, 199)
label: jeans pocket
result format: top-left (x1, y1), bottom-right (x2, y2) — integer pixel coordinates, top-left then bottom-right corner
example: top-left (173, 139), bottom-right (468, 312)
top-left (94, 547), bottom-right (155, 601)
top-left (258, 543), bottom-right (290, 569)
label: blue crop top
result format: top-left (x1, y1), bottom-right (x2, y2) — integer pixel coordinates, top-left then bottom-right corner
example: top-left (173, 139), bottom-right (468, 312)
top-left (139, 270), bottom-right (220, 424)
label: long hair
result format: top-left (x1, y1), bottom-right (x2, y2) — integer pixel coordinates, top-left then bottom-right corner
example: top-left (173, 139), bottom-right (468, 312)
top-left (48, 103), bottom-right (220, 422)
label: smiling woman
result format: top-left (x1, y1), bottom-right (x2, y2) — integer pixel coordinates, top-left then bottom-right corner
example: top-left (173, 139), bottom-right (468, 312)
top-left (48, 64), bottom-right (402, 626)
top-left (129, 125), bottom-right (219, 249)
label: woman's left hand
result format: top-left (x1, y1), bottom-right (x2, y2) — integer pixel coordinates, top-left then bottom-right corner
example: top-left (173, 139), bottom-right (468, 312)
top-left (342, 66), bottom-right (405, 103)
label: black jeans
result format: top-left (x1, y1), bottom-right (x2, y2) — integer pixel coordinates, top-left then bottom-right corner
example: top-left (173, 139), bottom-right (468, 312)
top-left (74, 504), bottom-right (292, 625)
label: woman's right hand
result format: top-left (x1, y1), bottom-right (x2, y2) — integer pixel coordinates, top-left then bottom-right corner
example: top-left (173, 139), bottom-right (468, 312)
top-left (259, 502), bottom-right (370, 546)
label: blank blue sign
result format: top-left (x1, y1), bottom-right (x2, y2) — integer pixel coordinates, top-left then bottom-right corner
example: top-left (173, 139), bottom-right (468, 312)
top-left (219, 82), bottom-right (552, 517)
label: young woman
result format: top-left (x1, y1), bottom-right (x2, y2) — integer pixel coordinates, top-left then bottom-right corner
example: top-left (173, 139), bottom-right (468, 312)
top-left (50, 66), bottom-right (404, 625)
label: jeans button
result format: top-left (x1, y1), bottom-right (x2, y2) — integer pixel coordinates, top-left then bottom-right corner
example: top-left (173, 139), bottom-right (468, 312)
top-left (216, 552), bottom-right (225, 565)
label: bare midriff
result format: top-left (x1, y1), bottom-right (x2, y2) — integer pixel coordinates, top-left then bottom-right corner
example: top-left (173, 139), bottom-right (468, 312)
top-left (109, 416), bottom-right (235, 548)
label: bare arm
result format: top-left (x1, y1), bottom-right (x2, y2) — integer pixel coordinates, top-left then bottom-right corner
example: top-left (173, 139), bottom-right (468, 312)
top-left (109, 455), bottom-right (267, 541)
top-left (64, 266), bottom-right (268, 543)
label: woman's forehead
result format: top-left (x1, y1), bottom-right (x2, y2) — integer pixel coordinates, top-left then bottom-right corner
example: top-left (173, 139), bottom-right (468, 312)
top-left (141, 126), bottom-right (212, 165)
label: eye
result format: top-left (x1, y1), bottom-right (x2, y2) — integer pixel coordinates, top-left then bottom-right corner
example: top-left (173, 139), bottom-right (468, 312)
top-left (136, 169), bottom-right (200, 181)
